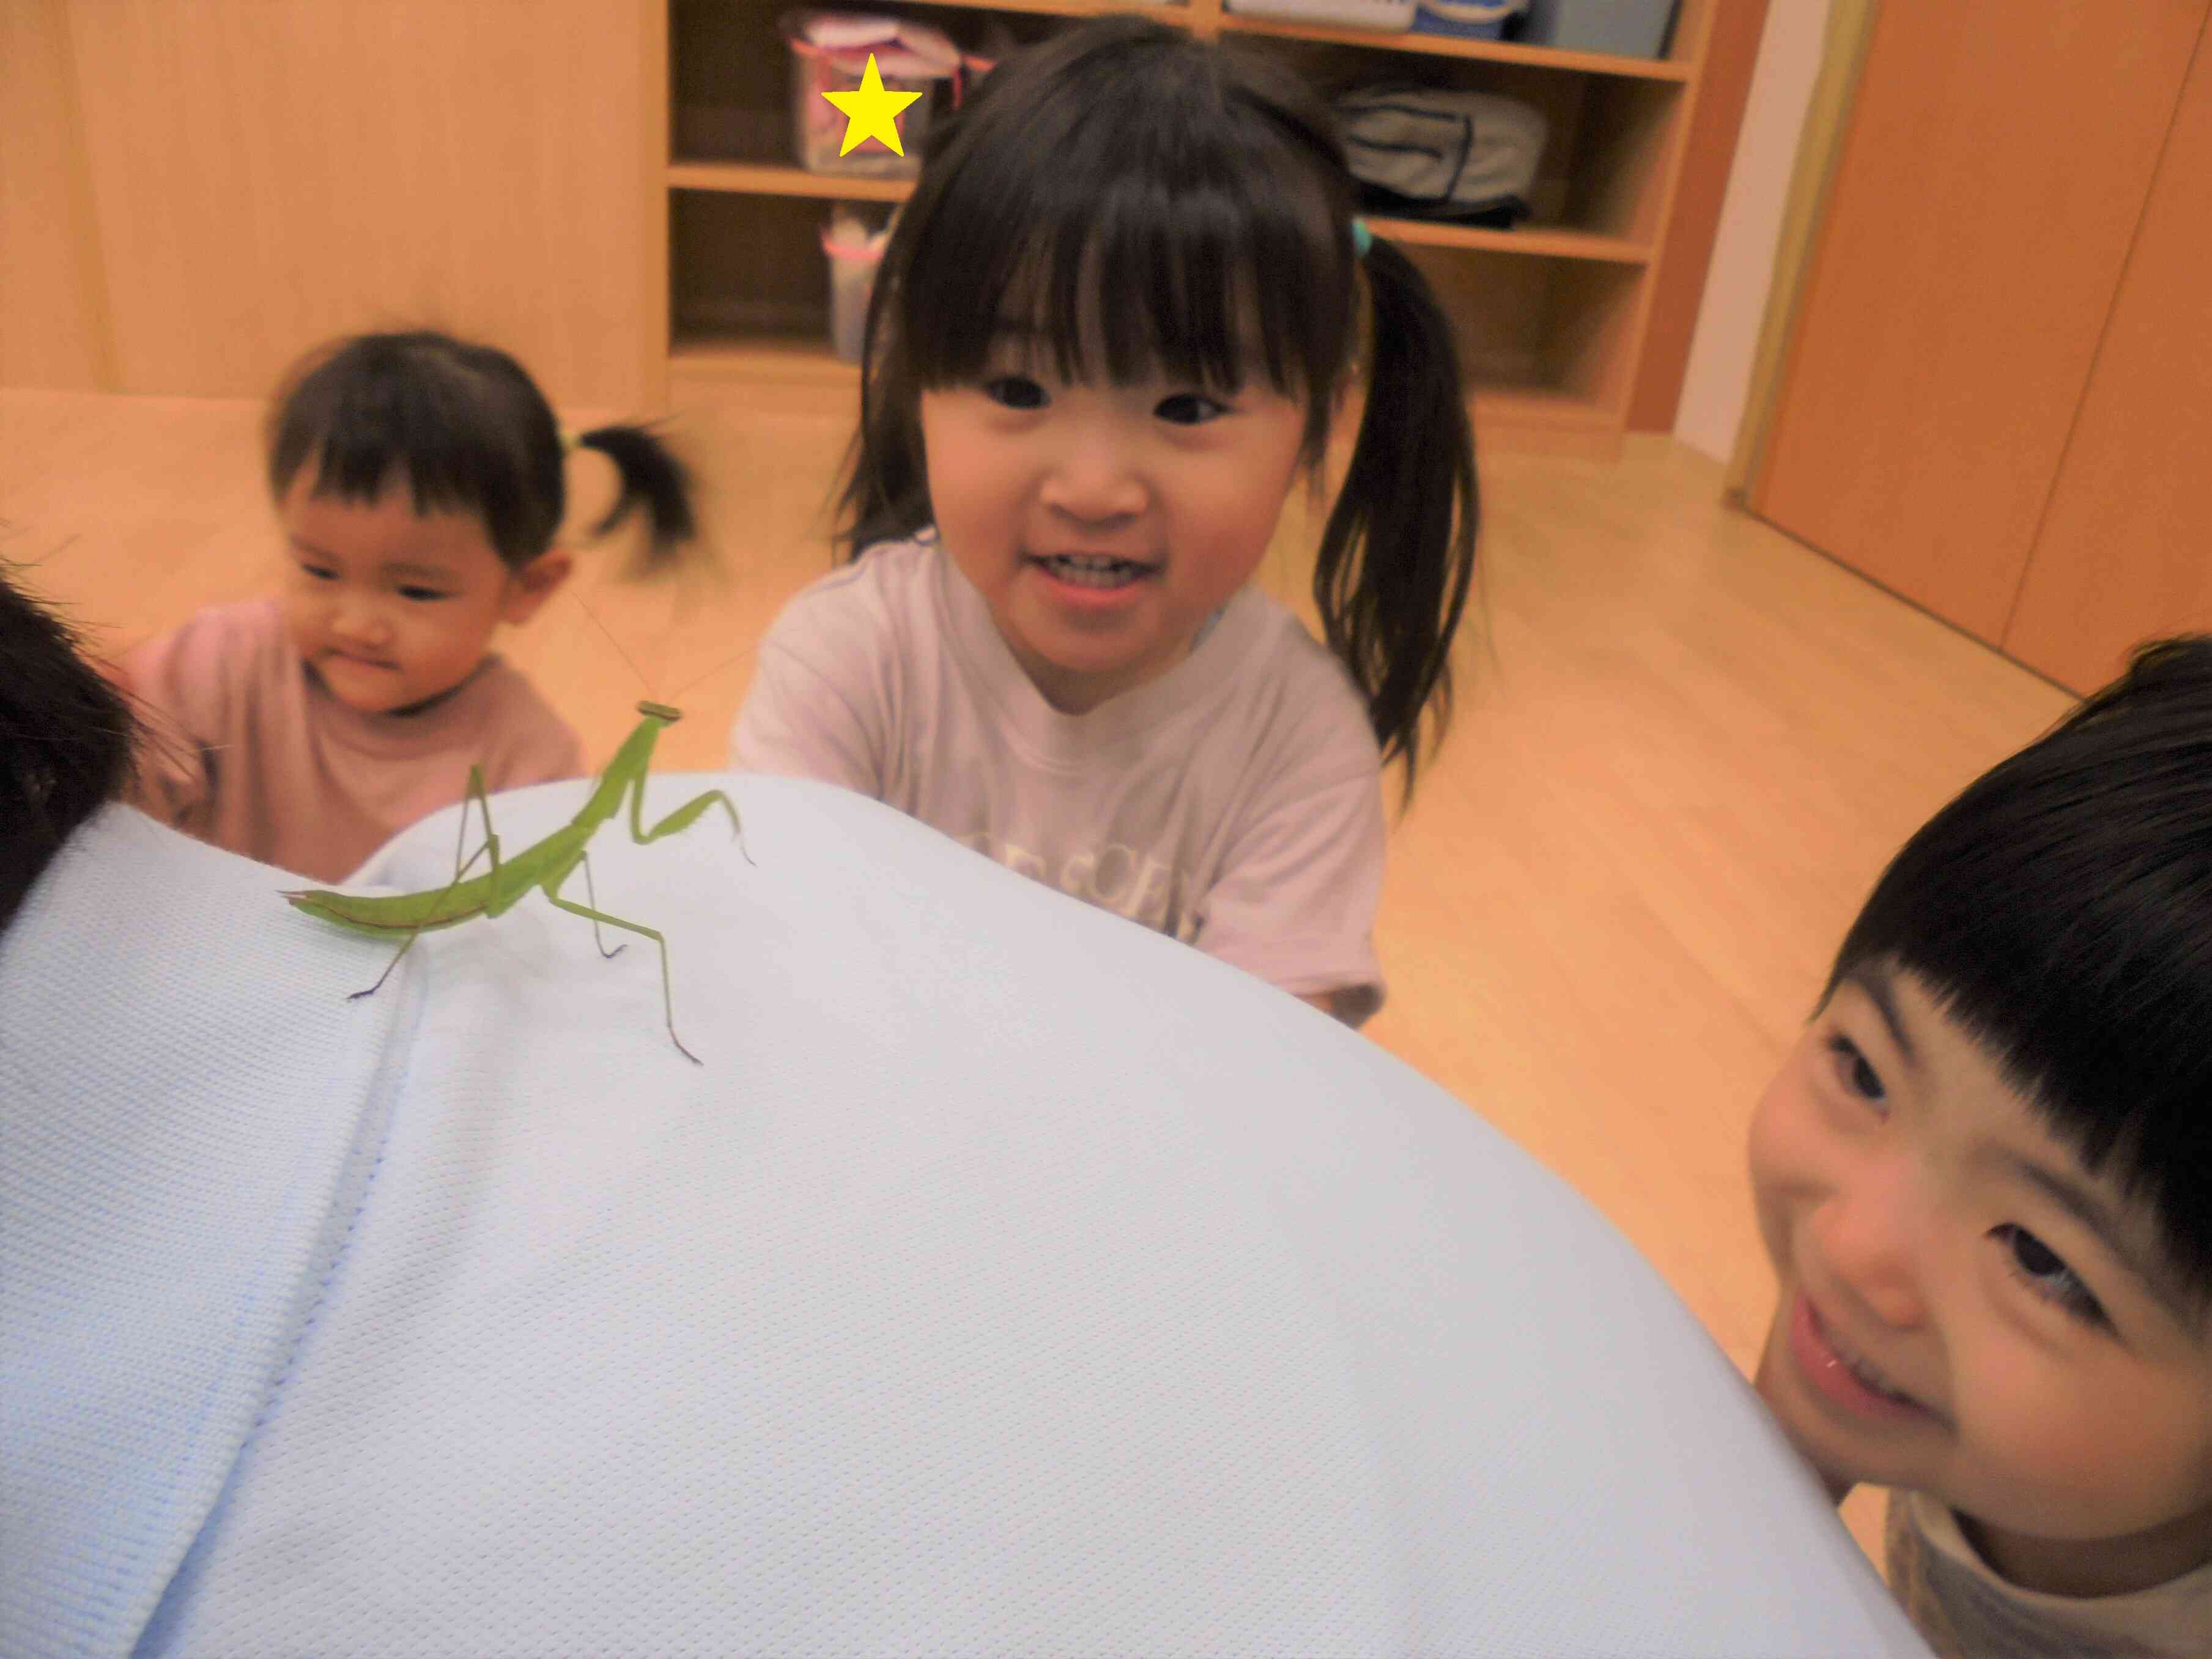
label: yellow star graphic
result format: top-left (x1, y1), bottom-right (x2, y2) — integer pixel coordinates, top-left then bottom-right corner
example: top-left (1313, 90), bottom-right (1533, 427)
top-left (823, 54), bottom-right (925, 157)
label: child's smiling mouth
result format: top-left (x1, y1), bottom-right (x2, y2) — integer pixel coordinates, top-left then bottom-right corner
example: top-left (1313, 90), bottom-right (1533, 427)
top-left (1790, 1289), bottom-right (1939, 1422)
top-left (1024, 551), bottom-right (1161, 593)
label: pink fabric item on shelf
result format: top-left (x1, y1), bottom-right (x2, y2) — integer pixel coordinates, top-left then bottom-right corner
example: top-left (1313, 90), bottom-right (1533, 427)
top-left (784, 10), bottom-right (960, 77)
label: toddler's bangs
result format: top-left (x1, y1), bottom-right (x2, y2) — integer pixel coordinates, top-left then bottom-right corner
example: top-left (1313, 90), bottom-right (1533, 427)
top-left (264, 335), bottom-right (564, 568)
top-left (274, 369), bottom-right (535, 527)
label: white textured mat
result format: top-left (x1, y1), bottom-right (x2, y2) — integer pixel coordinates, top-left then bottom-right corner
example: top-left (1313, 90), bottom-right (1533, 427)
top-left (7, 779), bottom-right (1929, 1657)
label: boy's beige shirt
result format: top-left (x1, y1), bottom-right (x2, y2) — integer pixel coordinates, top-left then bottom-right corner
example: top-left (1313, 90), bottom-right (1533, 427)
top-left (1887, 1489), bottom-right (2212, 1657)
top-left (122, 597), bottom-right (583, 884)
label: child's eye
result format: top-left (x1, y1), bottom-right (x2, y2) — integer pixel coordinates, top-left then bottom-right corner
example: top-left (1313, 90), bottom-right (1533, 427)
top-left (398, 585), bottom-right (450, 603)
top-left (1994, 1223), bottom-right (2108, 1327)
top-left (298, 563), bottom-right (338, 582)
top-left (983, 376), bottom-right (1048, 410)
top-left (1825, 1033), bottom-right (1887, 1105)
top-left (1156, 392), bottom-right (1229, 426)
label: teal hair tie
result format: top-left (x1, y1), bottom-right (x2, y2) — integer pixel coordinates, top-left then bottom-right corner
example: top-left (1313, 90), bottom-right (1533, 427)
top-left (1352, 218), bottom-right (1374, 259)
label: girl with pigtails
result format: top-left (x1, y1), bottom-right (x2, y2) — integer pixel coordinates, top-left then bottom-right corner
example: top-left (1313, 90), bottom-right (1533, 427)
top-left (732, 15), bottom-right (1479, 1025)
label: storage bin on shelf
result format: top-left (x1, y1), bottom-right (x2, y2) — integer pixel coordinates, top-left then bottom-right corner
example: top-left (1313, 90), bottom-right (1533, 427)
top-left (1337, 87), bottom-right (1548, 228)
top-left (1516, 0), bottom-right (1677, 58)
top-left (782, 10), bottom-right (961, 179)
top-left (1411, 0), bottom-right (1525, 41)
top-left (1221, 0), bottom-right (1415, 34)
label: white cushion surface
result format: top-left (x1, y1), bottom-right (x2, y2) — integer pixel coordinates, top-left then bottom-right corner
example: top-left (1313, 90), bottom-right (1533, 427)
top-left (8, 778), bottom-right (1930, 1657)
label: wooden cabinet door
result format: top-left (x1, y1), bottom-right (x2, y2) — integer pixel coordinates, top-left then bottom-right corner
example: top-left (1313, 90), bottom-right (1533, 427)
top-left (1750, 1), bottom-right (2206, 647)
top-left (55, 0), bottom-right (659, 408)
top-left (2003, 29), bottom-right (2212, 693)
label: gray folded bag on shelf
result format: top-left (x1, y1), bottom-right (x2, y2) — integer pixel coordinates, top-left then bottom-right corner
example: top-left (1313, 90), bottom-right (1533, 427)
top-left (1336, 87), bottom-right (1549, 223)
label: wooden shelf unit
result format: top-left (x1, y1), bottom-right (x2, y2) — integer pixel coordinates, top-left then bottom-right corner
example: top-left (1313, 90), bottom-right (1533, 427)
top-left (664, 0), bottom-right (1715, 458)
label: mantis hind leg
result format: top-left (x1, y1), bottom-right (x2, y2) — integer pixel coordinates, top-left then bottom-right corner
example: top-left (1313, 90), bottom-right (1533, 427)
top-left (542, 885), bottom-right (698, 1066)
top-left (352, 766), bottom-right (503, 1001)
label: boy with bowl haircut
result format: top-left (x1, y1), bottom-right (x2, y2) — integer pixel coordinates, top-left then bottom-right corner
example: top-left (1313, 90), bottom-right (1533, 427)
top-left (1748, 637), bottom-right (2212, 1657)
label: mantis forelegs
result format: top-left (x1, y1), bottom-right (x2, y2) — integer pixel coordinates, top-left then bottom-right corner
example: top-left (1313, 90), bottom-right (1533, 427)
top-left (629, 778), bottom-right (752, 866)
top-left (577, 852), bottom-right (624, 960)
top-left (350, 766), bottom-right (503, 1003)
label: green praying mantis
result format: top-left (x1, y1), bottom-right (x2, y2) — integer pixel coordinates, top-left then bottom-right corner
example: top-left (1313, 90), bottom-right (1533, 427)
top-left (283, 701), bottom-right (747, 1064)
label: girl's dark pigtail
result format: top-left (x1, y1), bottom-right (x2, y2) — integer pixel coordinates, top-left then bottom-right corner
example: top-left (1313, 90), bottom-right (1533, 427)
top-left (1314, 236), bottom-right (1479, 811)
top-left (578, 425), bottom-right (700, 573)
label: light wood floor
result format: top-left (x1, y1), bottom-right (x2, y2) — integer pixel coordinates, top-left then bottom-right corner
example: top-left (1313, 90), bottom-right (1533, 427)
top-left (0, 381), bottom-right (2076, 1561)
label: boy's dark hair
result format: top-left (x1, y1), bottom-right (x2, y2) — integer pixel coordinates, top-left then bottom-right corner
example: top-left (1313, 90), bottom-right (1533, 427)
top-left (1823, 636), bottom-right (2212, 1316)
top-left (842, 16), bottom-right (1478, 807)
top-left (266, 331), bottom-right (698, 573)
top-left (0, 572), bottom-right (135, 932)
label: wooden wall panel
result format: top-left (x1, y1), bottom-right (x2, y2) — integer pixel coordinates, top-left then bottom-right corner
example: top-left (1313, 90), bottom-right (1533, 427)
top-left (1, 0), bottom-right (111, 390)
top-left (1628, 0), bottom-right (1767, 432)
top-left (2005, 22), bottom-right (2212, 692)
top-left (46, 0), bottom-right (653, 408)
top-left (1750, 0), bottom-right (2206, 647)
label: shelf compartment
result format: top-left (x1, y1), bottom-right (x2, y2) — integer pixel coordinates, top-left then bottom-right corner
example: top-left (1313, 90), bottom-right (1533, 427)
top-left (675, 0), bottom-right (1684, 245)
top-left (1404, 245), bottom-right (1644, 430)
top-left (673, 0), bottom-right (1072, 172)
top-left (1229, 35), bottom-right (1687, 244)
top-left (660, 0), bottom-right (1697, 458)
top-left (673, 190), bottom-right (898, 346)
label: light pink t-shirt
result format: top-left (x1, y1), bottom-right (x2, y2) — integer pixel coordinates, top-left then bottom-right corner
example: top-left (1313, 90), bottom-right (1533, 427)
top-left (120, 596), bottom-right (584, 884)
top-left (730, 533), bottom-right (1388, 1022)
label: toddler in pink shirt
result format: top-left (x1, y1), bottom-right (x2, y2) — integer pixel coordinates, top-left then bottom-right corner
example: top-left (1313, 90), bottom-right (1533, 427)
top-left (117, 331), bottom-right (699, 883)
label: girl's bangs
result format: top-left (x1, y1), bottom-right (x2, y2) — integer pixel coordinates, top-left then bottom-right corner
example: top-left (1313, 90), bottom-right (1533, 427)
top-left (898, 121), bottom-right (1348, 401)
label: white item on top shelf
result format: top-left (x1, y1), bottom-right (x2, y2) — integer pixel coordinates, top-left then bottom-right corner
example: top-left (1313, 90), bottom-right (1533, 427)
top-left (1223, 0), bottom-right (1416, 34)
